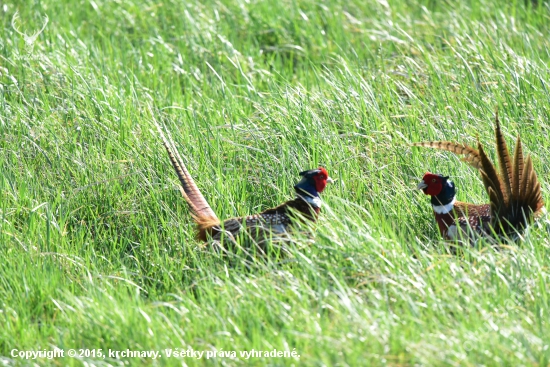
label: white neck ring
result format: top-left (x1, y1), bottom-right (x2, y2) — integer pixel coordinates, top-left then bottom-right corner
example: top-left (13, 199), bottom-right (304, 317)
top-left (432, 197), bottom-right (456, 214)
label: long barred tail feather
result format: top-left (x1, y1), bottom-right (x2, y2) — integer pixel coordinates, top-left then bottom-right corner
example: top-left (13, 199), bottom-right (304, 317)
top-left (476, 141), bottom-right (506, 216)
top-left (411, 141), bottom-right (483, 169)
top-left (151, 107), bottom-right (220, 241)
top-left (511, 136), bottom-right (524, 202)
top-left (494, 112), bottom-right (513, 202)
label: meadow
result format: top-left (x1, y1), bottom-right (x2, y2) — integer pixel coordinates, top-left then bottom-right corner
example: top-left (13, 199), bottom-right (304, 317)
top-left (1, 0), bottom-right (550, 365)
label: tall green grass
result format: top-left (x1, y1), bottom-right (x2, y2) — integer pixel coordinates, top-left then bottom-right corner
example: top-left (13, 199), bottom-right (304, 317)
top-left (1, 0), bottom-right (550, 365)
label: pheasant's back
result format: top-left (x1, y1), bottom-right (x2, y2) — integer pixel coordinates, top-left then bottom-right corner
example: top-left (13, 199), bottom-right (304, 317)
top-left (454, 202), bottom-right (491, 219)
top-left (209, 198), bottom-right (320, 246)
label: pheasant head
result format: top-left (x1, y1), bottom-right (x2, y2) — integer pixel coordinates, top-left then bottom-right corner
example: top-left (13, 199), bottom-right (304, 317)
top-left (417, 172), bottom-right (457, 213)
top-left (294, 167), bottom-right (334, 198)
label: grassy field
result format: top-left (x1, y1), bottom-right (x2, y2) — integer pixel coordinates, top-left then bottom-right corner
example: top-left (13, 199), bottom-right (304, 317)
top-left (1, 0), bottom-right (550, 365)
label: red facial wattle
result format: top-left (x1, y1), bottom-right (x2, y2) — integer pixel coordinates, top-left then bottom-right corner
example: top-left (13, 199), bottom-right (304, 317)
top-left (313, 167), bottom-right (330, 193)
top-left (421, 173), bottom-right (444, 196)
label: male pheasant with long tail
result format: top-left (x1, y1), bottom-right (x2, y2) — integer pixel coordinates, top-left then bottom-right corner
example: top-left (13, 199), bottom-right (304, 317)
top-left (155, 122), bottom-right (333, 252)
top-left (413, 113), bottom-right (544, 242)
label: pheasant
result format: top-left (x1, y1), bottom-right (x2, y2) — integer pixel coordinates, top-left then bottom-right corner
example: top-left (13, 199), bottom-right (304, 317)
top-left (155, 123), bottom-right (334, 253)
top-left (413, 113), bottom-right (544, 243)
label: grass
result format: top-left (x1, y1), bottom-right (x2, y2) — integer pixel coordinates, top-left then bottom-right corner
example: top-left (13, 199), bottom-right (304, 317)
top-left (1, 0), bottom-right (550, 365)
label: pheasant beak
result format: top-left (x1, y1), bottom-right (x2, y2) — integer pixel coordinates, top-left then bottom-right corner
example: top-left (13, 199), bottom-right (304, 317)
top-left (416, 180), bottom-right (428, 190)
top-left (326, 177), bottom-right (335, 184)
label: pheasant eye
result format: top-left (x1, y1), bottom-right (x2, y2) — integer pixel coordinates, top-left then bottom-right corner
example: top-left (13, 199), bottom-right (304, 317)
top-left (431, 179), bottom-right (436, 183)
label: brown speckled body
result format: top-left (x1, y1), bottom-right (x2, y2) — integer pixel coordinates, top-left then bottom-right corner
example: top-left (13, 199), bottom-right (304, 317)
top-left (207, 197), bottom-right (321, 251)
top-left (435, 202), bottom-right (492, 241)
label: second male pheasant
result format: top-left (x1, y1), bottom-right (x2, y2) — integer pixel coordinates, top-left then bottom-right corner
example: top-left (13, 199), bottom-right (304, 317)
top-left (414, 113), bottom-right (544, 243)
